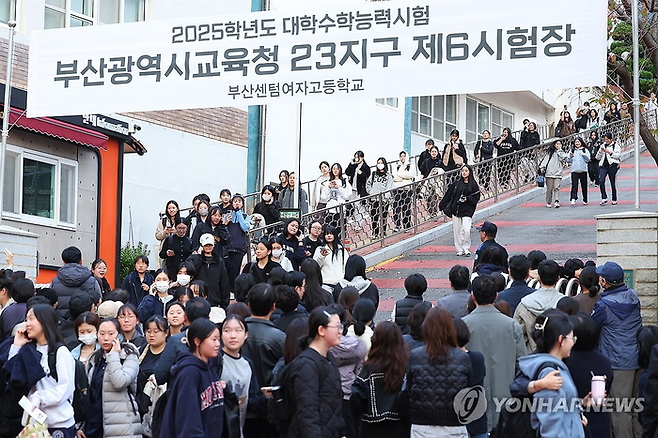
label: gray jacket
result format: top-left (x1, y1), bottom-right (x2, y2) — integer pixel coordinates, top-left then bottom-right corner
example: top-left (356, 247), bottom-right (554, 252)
top-left (366, 172), bottom-right (394, 198)
top-left (435, 290), bottom-right (470, 318)
top-left (463, 305), bottom-right (526, 431)
top-left (279, 186), bottom-right (309, 214)
top-left (539, 148), bottom-right (568, 178)
top-left (51, 263), bottom-right (102, 314)
top-left (87, 344), bottom-right (142, 438)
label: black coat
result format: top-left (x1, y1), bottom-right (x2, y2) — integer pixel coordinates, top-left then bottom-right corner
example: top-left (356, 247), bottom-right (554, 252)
top-left (186, 252), bottom-right (230, 308)
top-left (285, 348), bottom-right (344, 438)
top-left (494, 135), bottom-right (520, 156)
top-left (241, 318), bottom-right (285, 387)
top-left (191, 222), bottom-right (230, 260)
top-left (419, 157), bottom-right (443, 178)
top-left (519, 130), bottom-right (541, 149)
top-left (393, 295), bottom-right (426, 332)
top-left (121, 270), bottom-right (154, 308)
top-left (345, 161), bottom-right (371, 197)
top-left (474, 140), bottom-right (494, 161)
top-left (159, 234), bottom-right (193, 280)
top-left (441, 141), bottom-right (468, 172)
top-left (407, 346), bottom-right (472, 426)
top-left (439, 178), bottom-right (480, 218)
top-left (253, 201), bottom-right (281, 225)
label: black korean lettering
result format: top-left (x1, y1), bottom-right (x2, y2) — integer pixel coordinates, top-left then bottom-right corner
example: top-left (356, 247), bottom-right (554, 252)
top-left (446, 33), bottom-right (468, 61)
top-left (199, 24), bottom-right (210, 41)
top-left (316, 42), bottom-right (336, 70)
top-left (291, 44), bottom-right (312, 71)
top-left (185, 25), bottom-right (197, 42)
top-left (172, 26), bottom-right (184, 43)
top-left (212, 23), bottom-right (223, 40)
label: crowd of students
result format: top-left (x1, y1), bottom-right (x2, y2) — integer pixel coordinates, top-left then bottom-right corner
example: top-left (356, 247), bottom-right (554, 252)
top-left (1, 227), bottom-right (657, 438)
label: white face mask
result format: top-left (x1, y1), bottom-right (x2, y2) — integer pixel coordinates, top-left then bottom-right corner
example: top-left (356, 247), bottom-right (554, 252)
top-left (262, 194), bottom-right (272, 202)
top-left (155, 281), bottom-right (170, 293)
top-left (198, 208), bottom-right (208, 216)
top-left (78, 333), bottom-right (97, 346)
top-left (177, 274), bottom-right (191, 286)
top-left (377, 163), bottom-right (385, 170)
top-left (272, 249), bottom-right (283, 258)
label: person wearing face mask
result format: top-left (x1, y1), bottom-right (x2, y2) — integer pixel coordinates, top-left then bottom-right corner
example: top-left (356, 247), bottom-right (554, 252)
top-left (170, 263), bottom-right (194, 289)
top-left (137, 269), bottom-right (174, 323)
top-left (366, 157), bottom-right (394, 238)
top-left (227, 193), bottom-right (251, 289)
top-left (71, 311), bottom-right (101, 365)
top-left (252, 185), bottom-right (281, 236)
top-left (419, 145), bottom-right (445, 217)
top-left (159, 219), bottom-right (193, 281)
top-left (184, 193), bottom-right (210, 238)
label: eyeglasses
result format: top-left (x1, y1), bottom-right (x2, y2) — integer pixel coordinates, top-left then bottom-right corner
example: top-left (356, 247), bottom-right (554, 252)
top-left (564, 334), bottom-right (577, 344)
top-left (326, 324), bottom-right (344, 331)
top-left (310, 226), bottom-right (322, 231)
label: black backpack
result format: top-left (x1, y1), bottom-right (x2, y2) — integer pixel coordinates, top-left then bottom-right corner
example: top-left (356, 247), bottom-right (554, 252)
top-left (126, 368), bottom-right (150, 418)
top-left (492, 362), bottom-right (555, 438)
top-left (48, 344), bottom-right (92, 424)
top-left (150, 387), bottom-right (172, 438)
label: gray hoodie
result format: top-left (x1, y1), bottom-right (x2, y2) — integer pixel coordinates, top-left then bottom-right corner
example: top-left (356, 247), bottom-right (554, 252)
top-left (518, 353), bottom-right (584, 438)
top-left (514, 287), bottom-right (564, 353)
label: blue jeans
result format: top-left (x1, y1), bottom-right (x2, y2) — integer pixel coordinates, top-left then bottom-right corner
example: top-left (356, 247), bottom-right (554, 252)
top-left (599, 164), bottom-right (619, 201)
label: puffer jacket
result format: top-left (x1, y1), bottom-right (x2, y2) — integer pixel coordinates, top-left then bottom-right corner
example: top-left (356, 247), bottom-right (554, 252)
top-left (86, 343), bottom-right (141, 438)
top-left (595, 141), bottom-right (622, 166)
top-left (285, 348), bottom-right (344, 438)
top-left (407, 346), bottom-right (472, 426)
top-left (392, 295), bottom-right (426, 331)
top-left (330, 335), bottom-right (367, 399)
top-left (567, 147), bottom-right (590, 173)
top-left (51, 263), bottom-right (102, 314)
top-left (592, 284), bottom-right (642, 370)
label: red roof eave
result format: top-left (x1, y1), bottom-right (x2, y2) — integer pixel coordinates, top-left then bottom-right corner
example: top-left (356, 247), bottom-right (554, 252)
top-left (5, 107), bottom-right (108, 150)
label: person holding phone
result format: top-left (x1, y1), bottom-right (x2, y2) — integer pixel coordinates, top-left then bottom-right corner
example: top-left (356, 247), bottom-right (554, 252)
top-left (439, 164), bottom-right (481, 257)
top-left (596, 132), bottom-right (621, 205)
top-left (9, 304), bottom-right (76, 438)
top-left (567, 137), bottom-right (591, 206)
top-left (278, 218), bottom-right (307, 271)
top-left (81, 318), bottom-right (142, 438)
top-left (494, 127), bottom-right (520, 189)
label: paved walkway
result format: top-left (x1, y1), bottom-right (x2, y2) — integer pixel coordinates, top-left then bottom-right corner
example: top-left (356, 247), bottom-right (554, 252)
top-left (369, 151), bottom-right (658, 320)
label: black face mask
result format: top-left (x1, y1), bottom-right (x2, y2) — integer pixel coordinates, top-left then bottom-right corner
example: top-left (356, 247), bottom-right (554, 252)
top-left (233, 207), bottom-right (241, 211)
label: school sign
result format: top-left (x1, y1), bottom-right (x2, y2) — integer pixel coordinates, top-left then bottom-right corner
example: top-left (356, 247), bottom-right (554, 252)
top-left (27, 0), bottom-right (607, 117)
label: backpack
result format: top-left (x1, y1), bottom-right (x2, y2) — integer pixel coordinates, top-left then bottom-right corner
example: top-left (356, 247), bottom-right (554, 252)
top-left (48, 344), bottom-right (92, 424)
top-left (267, 363), bottom-right (294, 427)
top-left (150, 387), bottom-right (172, 438)
top-left (127, 368), bottom-right (150, 418)
top-left (491, 362), bottom-right (555, 438)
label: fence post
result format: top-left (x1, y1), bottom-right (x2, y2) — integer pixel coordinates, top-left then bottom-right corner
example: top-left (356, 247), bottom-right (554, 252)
top-left (515, 153), bottom-right (520, 194)
top-left (378, 192), bottom-right (384, 247)
top-left (493, 159), bottom-right (499, 203)
top-left (340, 203), bottom-right (347, 251)
top-left (412, 181), bottom-right (419, 233)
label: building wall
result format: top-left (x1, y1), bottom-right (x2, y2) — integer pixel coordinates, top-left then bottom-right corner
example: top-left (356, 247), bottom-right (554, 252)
top-left (3, 131), bottom-right (99, 270)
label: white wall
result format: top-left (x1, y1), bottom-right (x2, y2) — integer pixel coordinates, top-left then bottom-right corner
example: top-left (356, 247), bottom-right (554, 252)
top-left (264, 98), bottom-right (405, 186)
top-left (118, 117), bottom-right (247, 265)
top-left (148, 0), bottom-right (249, 20)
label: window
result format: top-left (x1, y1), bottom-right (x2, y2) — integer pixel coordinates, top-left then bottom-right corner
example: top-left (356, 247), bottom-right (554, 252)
top-left (465, 97), bottom-right (491, 143)
top-left (376, 97), bottom-right (399, 108)
top-left (411, 95), bottom-right (457, 142)
top-left (491, 107), bottom-right (514, 137)
top-left (3, 146), bottom-right (78, 227)
top-left (0, 0), bottom-right (16, 24)
top-left (45, 0), bottom-right (145, 29)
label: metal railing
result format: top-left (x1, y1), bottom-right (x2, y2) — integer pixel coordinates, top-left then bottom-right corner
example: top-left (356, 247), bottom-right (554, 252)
top-left (243, 115), bottom-right (639, 258)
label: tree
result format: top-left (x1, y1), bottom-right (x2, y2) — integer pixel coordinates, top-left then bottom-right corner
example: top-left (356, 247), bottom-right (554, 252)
top-left (604, 0), bottom-right (658, 164)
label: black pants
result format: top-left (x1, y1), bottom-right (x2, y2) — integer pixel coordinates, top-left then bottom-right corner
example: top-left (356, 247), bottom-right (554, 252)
top-left (393, 189), bottom-right (413, 229)
top-left (341, 399), bottom-right (355, 438)
top-left (588, 159), bottom-right (599, 184)
top-left (570, 172), bottom-right (588, 202)
top-left (370, 200), bottom-right (389, 238)
top-left (227, 251), bottom-right (244, 290)
top-left (600, 164), bottom-right (619, 201)
top-left (477, 160), bottom-right (493, 191)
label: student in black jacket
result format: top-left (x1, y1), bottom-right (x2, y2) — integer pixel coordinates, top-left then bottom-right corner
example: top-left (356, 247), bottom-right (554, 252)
top-left (159, 219), bottom-right (193, 281)
top-left (494, 127), bottom-right (520, 189)
top-left (186, 234), bottom-right (231, 309)
top-left (283, 306), bottom-right (344, 438)
top-left (344, 151), bottom-right (371, 198)
top-left (439, 164), bottom-right (480, 257)
top-left (441, 129), bottom-right (468, 172)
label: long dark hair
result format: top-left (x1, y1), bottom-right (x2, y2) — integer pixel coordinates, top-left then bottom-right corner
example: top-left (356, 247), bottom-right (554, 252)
top-left (330, 163), bottom-right (346, 186)
top-left (163, 200), bottom-right (181, 224)
top-left (322, 224), bottom-right (344, 264)
top-left (205, 205), bottom-right (222, 228)
top-left (532, 311), bottom-right (574, 354)
top-left (344, 255), bottom-right (367, 281)
top-left (423, 307), bottom-right (458, 364)
top-left (30, 304), bottom-right (65, 353)
top-left (364, 321), bottom-right (409, 393)
top-left (283, 316), bottom-right (309, 364)
top-left (458, 164), bottom-right (479, 194)
top-left (579, 266), bottom-right (600, 298)
top-left (300, 259), bottom-right (328, 312)
top-left (375, 157), bottom-right (388, 175)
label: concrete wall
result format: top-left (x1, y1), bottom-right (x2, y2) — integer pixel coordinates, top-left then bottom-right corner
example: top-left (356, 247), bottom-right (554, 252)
top-left (0, 226), bottom-right (38, 278)
top-left (597, 211), bottom-right (658, 324)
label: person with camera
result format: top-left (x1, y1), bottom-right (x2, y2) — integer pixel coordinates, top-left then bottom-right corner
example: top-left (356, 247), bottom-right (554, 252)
top-left (557, 107), bottom-right (576, 138)
top-left (539, 140), bottom-right (568, 208)
top-left (520, 122), bottom-right (541, 149)
top-left (596, 132), bottom-right (621, 205)
top-left (277, 218), bottom-right (307, 271)
top-left (567, 137), bottom-right (591, 206)
top-left (439, 164), bottom-right (480, 257)
top-left (155, 200), bottom-right (180, 268)
top-left (366, 157), bottom-right (394, 239)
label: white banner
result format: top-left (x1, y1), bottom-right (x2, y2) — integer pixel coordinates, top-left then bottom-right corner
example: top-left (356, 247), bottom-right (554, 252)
top-left (27, 0), bottom-right (607, 117)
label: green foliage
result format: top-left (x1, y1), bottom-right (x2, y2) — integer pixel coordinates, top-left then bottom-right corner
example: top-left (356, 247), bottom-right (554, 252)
top-left (119, 241), bottom-right (150, 283)
top-left (608, 21), bottom-right (656, 96)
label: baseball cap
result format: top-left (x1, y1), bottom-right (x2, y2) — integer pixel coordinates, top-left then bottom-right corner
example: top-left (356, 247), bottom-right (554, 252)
top-left (596, 262), bottom-right (624, 285)
top-left (199, 233), bottom-right (215, 246)
top-left (475, 221), bottom-right (497, 236)
top-left (97, 300), bottom-right (122, 319)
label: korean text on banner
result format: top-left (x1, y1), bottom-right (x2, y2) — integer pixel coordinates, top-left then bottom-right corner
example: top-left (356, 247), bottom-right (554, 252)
top-left (27, 0), bottom-right (607, 117)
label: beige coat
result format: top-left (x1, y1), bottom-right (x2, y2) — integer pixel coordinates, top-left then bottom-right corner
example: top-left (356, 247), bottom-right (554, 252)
top-left (87, 344), bottom-right (142, 438)
top-left (513, 287), bottom-right (564, 353)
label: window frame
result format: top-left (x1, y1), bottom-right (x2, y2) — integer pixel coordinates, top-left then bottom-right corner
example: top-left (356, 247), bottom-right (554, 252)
top-left (44, 0), bottom-right (146, 28)
top-left (375, 97), bottom-right (399, 109)
top-left (491, 106), bottom-right (514, 138)
top-left (411, 94), bottom-right (457, 142)
top-left (3, 145), bottom-right (78, 229)
top-left (0, 0), bottom-right (17, 25)
top-left (465, 97), bottom-right (492, 143)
